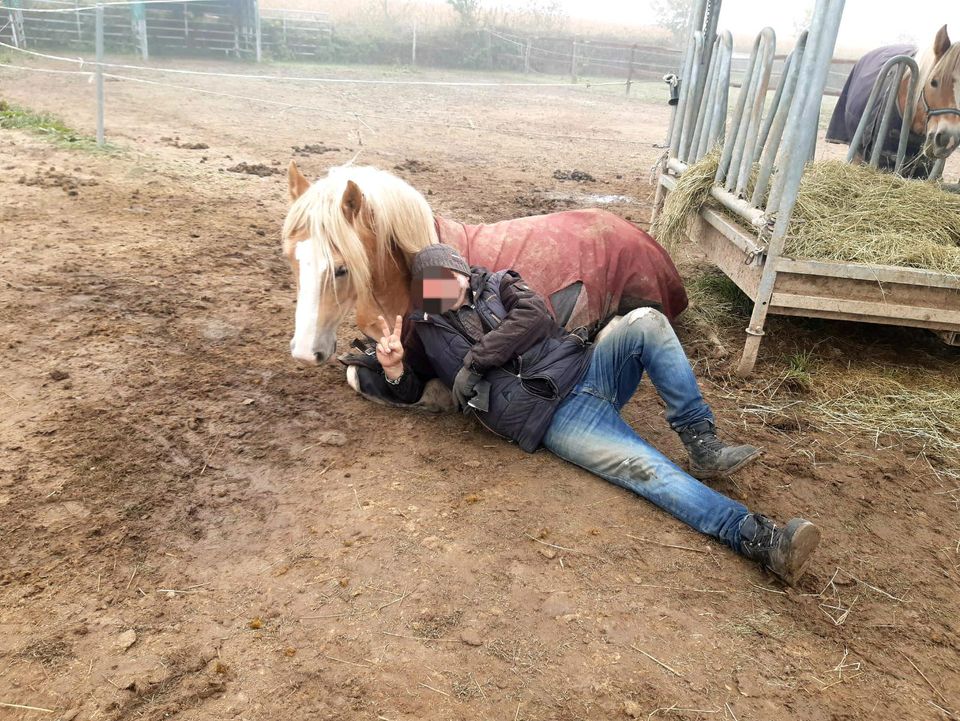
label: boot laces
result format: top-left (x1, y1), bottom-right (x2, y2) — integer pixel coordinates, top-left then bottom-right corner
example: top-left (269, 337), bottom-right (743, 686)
top-left (697, 430), bottom-right (725, 453)
top-left (686, 422), bottom-right (725, 453)
top-left (743, 514), bottom-right (778, 551)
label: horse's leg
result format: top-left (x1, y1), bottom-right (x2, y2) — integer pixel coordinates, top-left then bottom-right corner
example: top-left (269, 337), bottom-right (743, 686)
top-left (549, 282), bottom-right (584, 329)
top-left (345, 366), bottom-right (456, 413)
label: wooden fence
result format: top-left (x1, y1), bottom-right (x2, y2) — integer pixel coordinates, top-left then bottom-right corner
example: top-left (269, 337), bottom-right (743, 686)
top-left (0, 3), bottom-right (857, 94)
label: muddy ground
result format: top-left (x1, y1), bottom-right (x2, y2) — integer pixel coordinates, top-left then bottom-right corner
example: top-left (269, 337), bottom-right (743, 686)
top-left (1, 60), bottom-right (959, 721)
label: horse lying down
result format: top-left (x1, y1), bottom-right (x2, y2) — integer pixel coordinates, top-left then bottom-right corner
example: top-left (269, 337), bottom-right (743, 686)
top-left (281, 162), bottom-right (687, 411)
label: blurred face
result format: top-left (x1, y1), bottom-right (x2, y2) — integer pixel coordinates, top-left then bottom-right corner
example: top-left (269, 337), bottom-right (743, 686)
top-left (416, 267), bottom-right (468, 314)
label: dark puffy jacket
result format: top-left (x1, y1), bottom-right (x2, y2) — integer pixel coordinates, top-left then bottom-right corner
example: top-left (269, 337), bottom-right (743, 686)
top-left (393, 267), bottom-right (592, 452)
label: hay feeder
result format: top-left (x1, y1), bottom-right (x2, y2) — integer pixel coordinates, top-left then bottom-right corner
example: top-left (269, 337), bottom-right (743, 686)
top-left (654, 0), bottom-right (960, 375)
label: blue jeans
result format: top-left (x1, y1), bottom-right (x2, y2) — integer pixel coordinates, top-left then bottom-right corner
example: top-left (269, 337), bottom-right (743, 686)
top-left (542, 308), bottom-right (750, 553)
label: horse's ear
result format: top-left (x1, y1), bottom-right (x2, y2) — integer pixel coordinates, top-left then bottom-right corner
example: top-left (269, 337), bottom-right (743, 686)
top-left (288, 161), bottom-right (310, 201)
top-left (934, 25), bottom-right (951, 59)
top-left (341, 180), bottom-right (363, 223)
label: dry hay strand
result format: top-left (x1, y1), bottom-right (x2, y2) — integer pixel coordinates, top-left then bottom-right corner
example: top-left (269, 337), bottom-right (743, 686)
top-left (655, 154), bottom-right (960, 273)
top-left (789, 162), bottom-right (960, 273)
top-left (812, 370), bottom-right (960, 467)
top-left (653, 149), bottom-right (720, 250)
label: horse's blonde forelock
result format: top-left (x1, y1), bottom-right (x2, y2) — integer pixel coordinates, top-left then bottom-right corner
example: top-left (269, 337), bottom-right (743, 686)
top-left (281, 165), bottom-right (439, 309)
top-left (917, 40), bottom-right (960, 91)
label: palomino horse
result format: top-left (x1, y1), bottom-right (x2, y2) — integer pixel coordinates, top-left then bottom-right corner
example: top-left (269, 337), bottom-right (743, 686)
top-left (826, 25), bottom-right (960, 177)
top-left (281, 163), bottom-right (687, 376)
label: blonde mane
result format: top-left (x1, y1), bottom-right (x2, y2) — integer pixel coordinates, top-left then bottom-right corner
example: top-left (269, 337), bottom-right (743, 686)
top-left (281, 165), bottom-right (438, 307)
top-left (915, 41), bottom-right (960, 106)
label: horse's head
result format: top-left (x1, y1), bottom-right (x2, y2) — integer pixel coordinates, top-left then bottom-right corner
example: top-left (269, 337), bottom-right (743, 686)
top-left (282, 163), bottom-right (368, 364)
top-left (915, 25), bottom-right (960, 159)
top-left (281, 162), bottom-right (438, 365)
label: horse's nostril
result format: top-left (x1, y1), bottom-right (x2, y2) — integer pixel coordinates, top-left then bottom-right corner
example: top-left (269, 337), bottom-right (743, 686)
top-left (935, 131), bottom-right (946, 147)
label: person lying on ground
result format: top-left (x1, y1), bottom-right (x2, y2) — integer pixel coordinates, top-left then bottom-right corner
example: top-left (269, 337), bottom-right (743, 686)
top-left (368, 244), bottom-right (820, 585)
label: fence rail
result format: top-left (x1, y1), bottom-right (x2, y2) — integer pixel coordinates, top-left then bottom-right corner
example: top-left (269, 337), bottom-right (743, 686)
top-left (1, 1), bottom-right (860, 94)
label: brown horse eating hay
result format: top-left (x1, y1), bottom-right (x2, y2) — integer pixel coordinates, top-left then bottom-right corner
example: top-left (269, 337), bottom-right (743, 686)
top-left (827, 24), bottom-right (960, 177)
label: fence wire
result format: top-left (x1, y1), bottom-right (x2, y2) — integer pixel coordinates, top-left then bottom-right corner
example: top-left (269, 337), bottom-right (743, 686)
top-left (0, 56), bottom-right (650, 145)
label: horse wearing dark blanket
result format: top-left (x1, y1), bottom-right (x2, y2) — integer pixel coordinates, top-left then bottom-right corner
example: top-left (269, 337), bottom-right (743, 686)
top-left (826, 25), bottom-right (960, 178)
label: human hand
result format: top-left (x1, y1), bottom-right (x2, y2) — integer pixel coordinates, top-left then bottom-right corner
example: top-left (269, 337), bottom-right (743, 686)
top-left (452, 366), bottom-right (482, 411)
top-left (376, 314), bottom-right (405, 379)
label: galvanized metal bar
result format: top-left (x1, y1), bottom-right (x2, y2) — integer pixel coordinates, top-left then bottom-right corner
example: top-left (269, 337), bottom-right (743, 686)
top-left (725, 48), bottom-right (762, 190)
top-left (845, 54), bottom-right (915, 164)
top-left (734, 27), bottom-right (776, 196)
top-left (929, 157), bottom-right (946, 182)
top-left (667, 0), bottom-right (709, 159)
top-left (685, 0), bottom-right (709, 54)
top-left (95, 3), bottom-right (105, 147)
top-left (751, 32), bottom-right (807, 208)
top-left (715, 33), bottom-right (760, 185)
top-left (869, 63), bottom-right (907, 167)
top-left (767, 0), bottom-right (832, 214)
top-left (722, 30), bottom-right (767, 191)
top-left (667, 157), bottom-right (767, 227)
top-left (669, 33), bottom-right (698, 159)
top-left (754, 47), bottom-right (793, 161)
top-left (706, 31), bottom-right (733, 150)
top-left (678, 31), bottom-right (704, 162)
top-left (691, 35), bottom-right (722, 160)
top-left (737, 0), bottom-right (846, 376)
top-left (686, 0), bottom-right (720, 147)
top-left (894, 59), bottom-right (920, 174)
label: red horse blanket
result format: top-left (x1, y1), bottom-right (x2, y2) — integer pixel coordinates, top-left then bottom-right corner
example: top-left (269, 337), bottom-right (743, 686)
top-left (436, 208), bottom-right (687, 330)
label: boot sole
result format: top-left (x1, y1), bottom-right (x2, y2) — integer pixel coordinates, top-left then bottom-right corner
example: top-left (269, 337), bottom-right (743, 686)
top-left (689, 448), bottom-right (763, 480)
top-left (781, 520), bottom-right (821, 586)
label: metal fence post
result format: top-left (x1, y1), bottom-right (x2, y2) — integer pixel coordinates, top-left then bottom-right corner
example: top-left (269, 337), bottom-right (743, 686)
top-left (523, 36), bottom-right (531, 74)
top-left (626, 44), bottom-right (635, 95)
top-left (570, 39), bottom-right (578, 83)
top-left (8, 9), bottom-right (19, 48)
top-left (10, 0), bottom-right (25, 49)
top-left (132, 1), bottom-right (148, 61)
top-left (75, 0), bottom-right (83, 42)
top-left (411, 19), bottom-right (416, 66)
top-left (95, 3), bottom-right (105, 146)
top-left (253, 0), bottom-right (261, 62)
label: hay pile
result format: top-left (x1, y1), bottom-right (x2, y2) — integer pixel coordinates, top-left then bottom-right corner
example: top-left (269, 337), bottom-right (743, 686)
top-left (655, 154), bottom-right (960, 274)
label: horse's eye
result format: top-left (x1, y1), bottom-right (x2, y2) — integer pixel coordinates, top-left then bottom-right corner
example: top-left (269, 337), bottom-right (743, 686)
top-left (931, 78), bottom-right (939, 88)
top-left (334, 266), bottom-right (348, 278)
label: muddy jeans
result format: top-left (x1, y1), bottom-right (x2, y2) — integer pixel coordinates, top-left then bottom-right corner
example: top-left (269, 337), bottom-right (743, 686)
top-left (541, 308), bottom-right (750, 552)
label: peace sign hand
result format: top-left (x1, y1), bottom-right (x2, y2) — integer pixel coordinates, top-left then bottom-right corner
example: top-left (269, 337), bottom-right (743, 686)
top-left (376, 314), bottom-right (405, 379)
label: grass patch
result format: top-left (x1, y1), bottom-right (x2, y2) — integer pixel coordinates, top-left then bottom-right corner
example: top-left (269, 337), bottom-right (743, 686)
top-left (781, 349), bottom-right (815, 393)
top-left (684, 267), bottom-right (752, 328)
top-left (0, 100), bottom-right (101, 150)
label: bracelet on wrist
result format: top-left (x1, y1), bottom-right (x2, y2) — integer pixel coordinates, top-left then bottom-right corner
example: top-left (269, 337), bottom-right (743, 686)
top-left (384, 369), bottom-right (405, 385)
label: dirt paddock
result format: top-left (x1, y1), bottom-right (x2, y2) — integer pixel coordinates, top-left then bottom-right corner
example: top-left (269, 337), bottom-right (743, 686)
top-left (1, 60), bottom-right (959, 721)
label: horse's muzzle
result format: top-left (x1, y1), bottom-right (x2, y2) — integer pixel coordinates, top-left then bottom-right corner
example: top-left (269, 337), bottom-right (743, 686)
top-left (290, 337), bottom-right (336, 365)
top-left (927, 130), bottom-right (960, 159)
